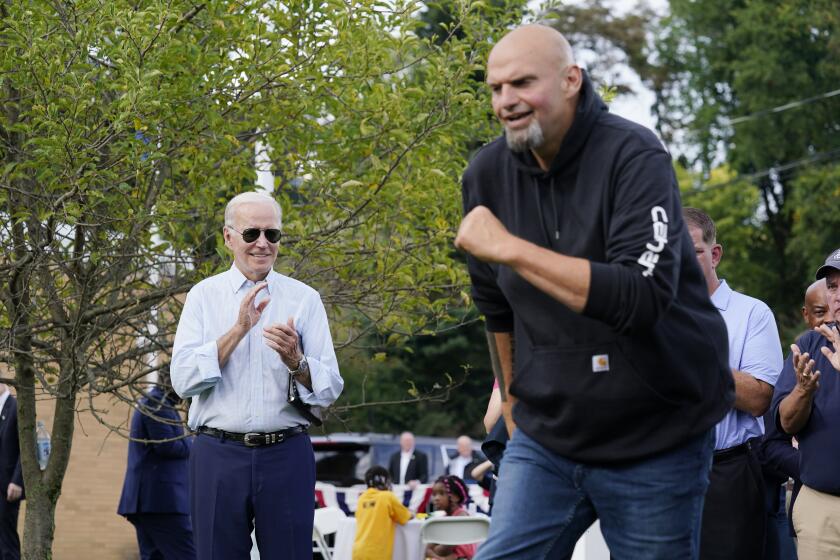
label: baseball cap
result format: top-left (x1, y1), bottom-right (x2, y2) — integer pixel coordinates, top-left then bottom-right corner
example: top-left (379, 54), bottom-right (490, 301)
top-left (815, 248), bottom-right (840, 280)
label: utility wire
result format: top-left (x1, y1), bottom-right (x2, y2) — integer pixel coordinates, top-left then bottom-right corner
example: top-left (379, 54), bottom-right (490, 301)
top-left (690, 147), bottom-right (840, 191)
top-left (722, 88), bottom-right (840, 126)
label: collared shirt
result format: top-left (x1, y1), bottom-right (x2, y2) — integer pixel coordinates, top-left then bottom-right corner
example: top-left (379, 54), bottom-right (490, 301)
top-left (399, 450), bottom-right (413, 485)
top-left (712, 280), bottom-right (783, 450)
top-left (449, 454), bottom-right (472, 479)
top-left (171, 265), bottom-right (343, 432)
top-left (0, 388), bottom-right (9, 417)
top-left (771, 326), bottom-right (840, 494)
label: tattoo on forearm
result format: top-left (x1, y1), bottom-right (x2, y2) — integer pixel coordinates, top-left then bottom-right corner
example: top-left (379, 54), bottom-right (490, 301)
top-left (486, 331), bottom-right (510, 402)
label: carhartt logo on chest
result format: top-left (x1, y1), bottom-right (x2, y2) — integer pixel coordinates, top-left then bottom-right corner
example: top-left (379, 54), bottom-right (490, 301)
top-left (592, 354), bottom-right (610, 373)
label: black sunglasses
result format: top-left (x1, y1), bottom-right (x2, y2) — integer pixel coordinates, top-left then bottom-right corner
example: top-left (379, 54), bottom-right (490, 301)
top-left (228, 226), bottom-right (282, 244)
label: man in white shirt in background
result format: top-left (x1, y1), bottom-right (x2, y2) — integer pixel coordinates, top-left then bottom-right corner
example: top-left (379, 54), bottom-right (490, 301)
top-left (171, 192), bottom-right (343, 559)
top-left (446, 436), bottom-right (482, 481)
top-left (388, 431), bottom-right (428, 489)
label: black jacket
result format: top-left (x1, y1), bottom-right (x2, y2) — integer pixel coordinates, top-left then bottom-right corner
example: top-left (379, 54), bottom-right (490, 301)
top-left (117, 388), bottom-right (192, 515)
top-left (462, 72), bottom-right (733, 464)
top-left (0, 395), bottom-right (23, 501)
top-left (388, 449), bottom-right (429, 484)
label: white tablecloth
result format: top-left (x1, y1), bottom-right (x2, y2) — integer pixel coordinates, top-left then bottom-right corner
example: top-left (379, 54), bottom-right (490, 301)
top-left (332, 517), bottom-right (425, 560)
top-left (316, 482), bottom-right (491, 516)
top-left (571, 520), bottom-right (609, 560)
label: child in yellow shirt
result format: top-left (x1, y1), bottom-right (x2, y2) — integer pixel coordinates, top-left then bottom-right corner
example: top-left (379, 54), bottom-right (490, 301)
top-left (353, 466), bottom-right (412, 560)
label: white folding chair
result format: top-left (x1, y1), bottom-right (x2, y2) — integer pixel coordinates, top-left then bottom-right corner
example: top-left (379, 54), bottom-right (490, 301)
top-left (420, 516), bottom-right (491, 546)
top-left (312, 506), bottom-right (347, 560)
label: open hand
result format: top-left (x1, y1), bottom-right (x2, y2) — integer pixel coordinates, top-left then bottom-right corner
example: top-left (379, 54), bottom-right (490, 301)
top-left (816, 323), bottom-right (840, 372)
top-left (791, 343), bottom-right (820, 394)
top-left (238, 282), bottom-right (269, 331)
top-left (455, 206), bottom-right (514, 264)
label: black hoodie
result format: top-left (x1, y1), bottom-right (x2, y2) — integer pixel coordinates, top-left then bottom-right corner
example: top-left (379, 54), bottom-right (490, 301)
top-left (462, 73), bottom-right (734, 463)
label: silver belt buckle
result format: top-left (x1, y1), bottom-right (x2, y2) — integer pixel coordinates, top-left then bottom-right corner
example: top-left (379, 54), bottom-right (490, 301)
top-left (243, 432), bottom-right (263, 447)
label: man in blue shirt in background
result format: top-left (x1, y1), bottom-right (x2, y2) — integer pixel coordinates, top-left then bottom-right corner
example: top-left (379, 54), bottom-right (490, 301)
top-left (773, 248), bottom-right (840, 559)
top-left (684, 208), bottom-right (783, 560)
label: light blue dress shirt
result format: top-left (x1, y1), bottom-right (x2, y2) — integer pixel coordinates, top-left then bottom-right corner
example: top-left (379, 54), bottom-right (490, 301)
top-left (171, 265), bottom-right (344, 432)
top-left (712, 280), bottom-right (783, 450)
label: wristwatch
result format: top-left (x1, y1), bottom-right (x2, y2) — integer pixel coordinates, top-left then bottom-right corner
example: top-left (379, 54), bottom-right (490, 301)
top-left (288, 356), bottom-right (308, 377)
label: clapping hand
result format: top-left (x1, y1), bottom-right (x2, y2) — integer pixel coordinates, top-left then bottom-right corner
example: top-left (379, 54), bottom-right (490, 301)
top-left (263, 317), bottom-right (303, 370)
top-left (815, 323), bottom-right (840, 372)
top-left (238, 282), bottom-right (269, 331)
top-left (790, 343), bottom-right (820, 394)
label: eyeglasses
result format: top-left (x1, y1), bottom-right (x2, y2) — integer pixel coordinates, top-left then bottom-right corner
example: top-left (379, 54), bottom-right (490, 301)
top-left (227, 226), bottom-right (282, 244)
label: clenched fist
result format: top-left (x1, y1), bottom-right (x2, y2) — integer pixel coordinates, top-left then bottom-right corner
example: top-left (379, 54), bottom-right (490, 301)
top-left (455, 205), bottom-right (515, 264)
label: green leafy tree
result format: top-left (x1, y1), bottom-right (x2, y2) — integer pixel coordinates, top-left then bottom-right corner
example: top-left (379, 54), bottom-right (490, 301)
top-left (652, 0), bottom-right (840, 327)
top-left (329, 313), bottom-right (492, 438)
top-left (541, 0), bottom-right (656, 98)
top-left (0, 0), bottom-right (522, 555)
top-left (337, 0), bottom-right (657, 437)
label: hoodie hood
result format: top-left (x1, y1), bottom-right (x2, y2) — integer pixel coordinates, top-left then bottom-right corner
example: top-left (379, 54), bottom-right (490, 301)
top-left (510, 70), bottom-right (608, 177)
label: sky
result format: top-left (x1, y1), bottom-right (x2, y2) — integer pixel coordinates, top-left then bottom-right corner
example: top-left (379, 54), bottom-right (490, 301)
top-left (554, 0), bottom-right (669, 133)
top-left (607, 69), bottom-right (659, 132)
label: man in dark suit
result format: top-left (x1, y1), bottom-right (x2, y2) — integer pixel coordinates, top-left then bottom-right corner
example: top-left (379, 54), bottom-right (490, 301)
top-left (445, 436), bottom-right (483, 482)
top-left (388, 431), bottom-right (428, 488)
top-left (0, 384), bottom-right (23, 560)
top-left (118, 376), bottom-right (195, 560)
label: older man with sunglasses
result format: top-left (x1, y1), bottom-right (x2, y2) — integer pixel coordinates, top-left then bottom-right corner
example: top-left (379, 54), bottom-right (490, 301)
top-left (171, 191), bottom-right (343, 559)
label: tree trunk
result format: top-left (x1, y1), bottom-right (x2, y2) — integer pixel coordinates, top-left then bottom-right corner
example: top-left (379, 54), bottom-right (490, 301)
top-left (6, 161), bottom-right (77, 558)
top-left (21, 488), bottom-right (57, 560)
top-left (17, 383), bottom-right (77, 560)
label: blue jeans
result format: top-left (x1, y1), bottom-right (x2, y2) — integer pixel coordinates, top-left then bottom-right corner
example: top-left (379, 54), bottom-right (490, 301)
top-left (475, 428), bottom-right (714, 560)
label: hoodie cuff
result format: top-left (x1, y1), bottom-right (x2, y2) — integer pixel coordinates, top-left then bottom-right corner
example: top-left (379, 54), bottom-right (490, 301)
top-left (483, 312), bottom-right (514, 333)
top-left (583, 261), bottom-right (618, 323)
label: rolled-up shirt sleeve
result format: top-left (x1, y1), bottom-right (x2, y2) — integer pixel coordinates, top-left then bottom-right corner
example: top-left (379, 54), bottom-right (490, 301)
top-left (740, 303), bottom-right (783, 386)
top-left (295, 292), bottom-right (343, 407)
top-left (171, 288), bottom-right (223, 398)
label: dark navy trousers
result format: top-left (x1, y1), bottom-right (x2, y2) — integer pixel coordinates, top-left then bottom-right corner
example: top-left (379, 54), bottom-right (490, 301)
top-left (126, 513), bottom-right (196, 560)
top-left (189, 431), bottom-right (315, 560)
top-left (0, 498), bottom-right (19, 560)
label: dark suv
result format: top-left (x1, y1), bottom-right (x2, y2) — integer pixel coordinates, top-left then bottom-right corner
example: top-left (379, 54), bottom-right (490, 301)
top-left (311, 432), bottom-right (471, 486)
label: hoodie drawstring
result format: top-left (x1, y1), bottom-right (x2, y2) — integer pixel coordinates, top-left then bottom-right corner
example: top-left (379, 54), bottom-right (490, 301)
top-left (534, 176), bottom-right (561, 243)
top-left (549, 176), bottom-right (560, 240)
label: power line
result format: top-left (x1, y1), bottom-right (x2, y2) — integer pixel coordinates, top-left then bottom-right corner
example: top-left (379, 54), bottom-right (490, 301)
top-left (722, 88), bottom-right (840, 126)
top-left (690, 147), bottom-right (840, 191)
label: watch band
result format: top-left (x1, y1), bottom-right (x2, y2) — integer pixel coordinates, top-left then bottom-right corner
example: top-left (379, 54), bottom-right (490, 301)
top-left (288, 356), bottom-right (308, 376)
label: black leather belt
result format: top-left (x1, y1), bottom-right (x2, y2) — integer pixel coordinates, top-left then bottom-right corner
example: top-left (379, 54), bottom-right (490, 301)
top-left (713, 441), bottom-right (751, 461)
top-left (197, 425), bottom-right (307, 447)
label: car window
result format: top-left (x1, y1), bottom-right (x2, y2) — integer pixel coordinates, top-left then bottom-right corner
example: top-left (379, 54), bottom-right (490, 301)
top-left (313, 442), bottom-right (370, 486)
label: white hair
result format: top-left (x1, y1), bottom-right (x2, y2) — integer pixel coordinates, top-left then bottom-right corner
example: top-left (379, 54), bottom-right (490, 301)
top-left (224, 192), bottom-right (282, 227)
top-left (505, 119), bottom-right (545, 153)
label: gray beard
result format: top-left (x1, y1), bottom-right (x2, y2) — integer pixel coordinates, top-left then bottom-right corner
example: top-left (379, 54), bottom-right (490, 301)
top-left (505, 119), bottom-right (544, 153)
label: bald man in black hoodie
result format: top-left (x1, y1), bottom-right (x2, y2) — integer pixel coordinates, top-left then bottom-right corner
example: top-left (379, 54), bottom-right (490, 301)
top-left (455, 24), bottom-right (733, 560)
